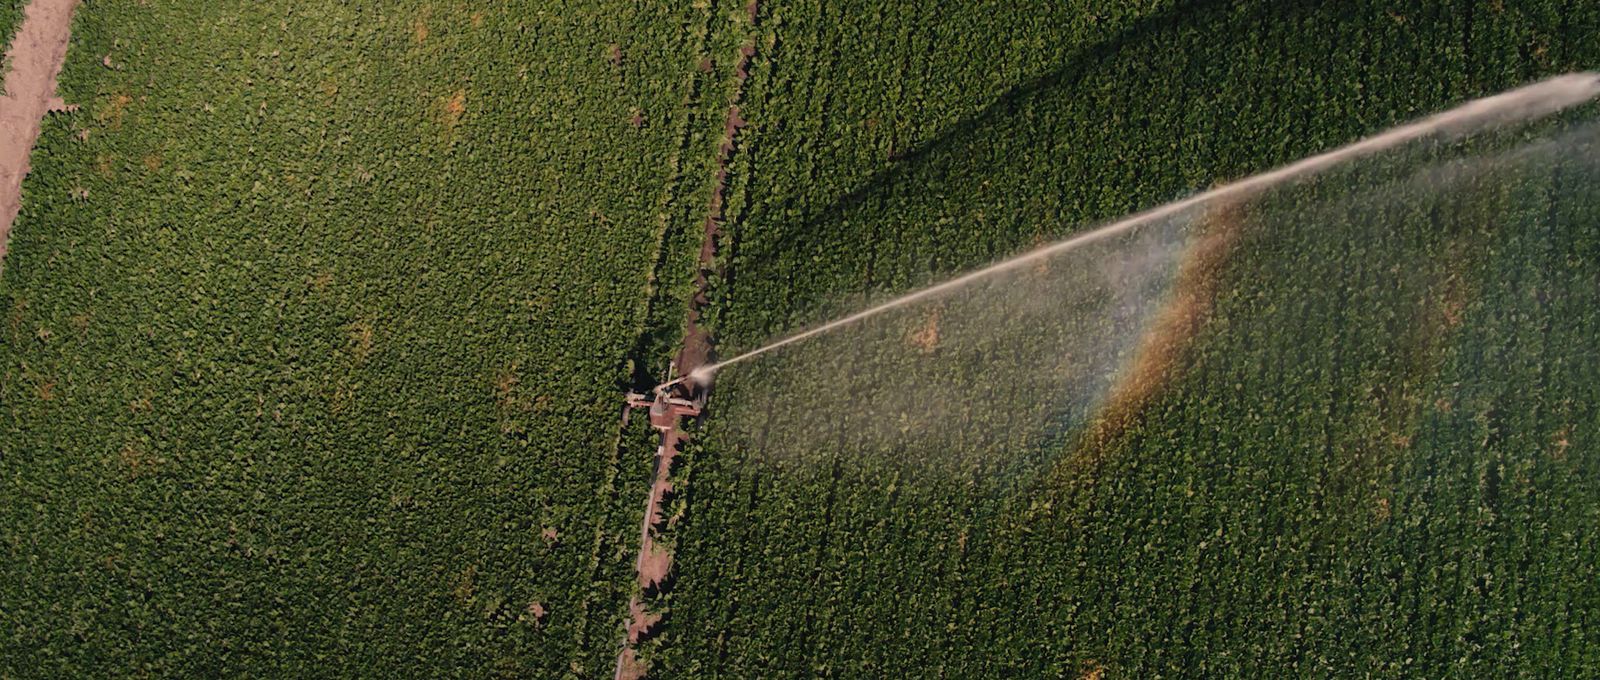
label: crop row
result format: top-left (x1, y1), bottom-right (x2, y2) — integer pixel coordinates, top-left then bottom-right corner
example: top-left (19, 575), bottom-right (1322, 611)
top-left (661, 0), bottom-right (1600, 676)
top-left (0, 1), bottom-right (711, 676)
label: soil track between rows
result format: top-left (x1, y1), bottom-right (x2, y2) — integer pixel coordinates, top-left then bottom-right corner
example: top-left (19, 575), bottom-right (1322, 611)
top-left (0, 0), bottom-right (78, 267)
top-left (615, 4), bottom-right (761, 678)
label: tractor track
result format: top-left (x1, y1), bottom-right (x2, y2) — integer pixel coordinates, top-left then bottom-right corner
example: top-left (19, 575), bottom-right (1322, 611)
top-left (614, 3), bottom-right (762, 678)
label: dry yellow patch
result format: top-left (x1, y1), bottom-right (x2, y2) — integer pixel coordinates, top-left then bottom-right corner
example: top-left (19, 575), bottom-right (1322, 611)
top-left (347, 319), bottom-right (374, 362)
top-left (328, 381), bottom-right (355, 416)
top-left (98, 93), bottom-right (133, 129)
top-left (94, 154), bottom-right (115, 179)
top-left (1552, 426), bottom-right (1572, 461)
top-left (493, 362), bottom-right (519, 410)
top-left (453, 564), bottom-right (477, 603)
top-left (907, 308), bottom-right (942, 354)
top-left (1080, 660), bottom-right (1105, 680)
top-left (119, 440), bottom-right (160, 477)
top-left (6, 297), bottom-right (24, 340)
top-left (411, 8), bottom-right (431, 44)
top-left (439, 88), bottom-right (467, 133)
top-left (141, 153), bottom-right (162, 172)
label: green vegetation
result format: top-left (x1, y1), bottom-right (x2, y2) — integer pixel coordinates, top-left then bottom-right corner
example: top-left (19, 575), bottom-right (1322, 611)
top-left (0, 0), bottom-right (23, 52)
top-left (659, 0), bottom-right (1600, 676)
top-left (2, 0), bottom-right (1599, 677)
top-left (1, 1), bottom-right (705, 676)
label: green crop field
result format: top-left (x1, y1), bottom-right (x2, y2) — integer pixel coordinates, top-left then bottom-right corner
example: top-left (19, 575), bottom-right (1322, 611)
top-left (1, 1), bottom-right (707, 675)
top-left (2, 0), bottom-right (1598, 678)
top-left (0, 1), bottom-right (22, 52)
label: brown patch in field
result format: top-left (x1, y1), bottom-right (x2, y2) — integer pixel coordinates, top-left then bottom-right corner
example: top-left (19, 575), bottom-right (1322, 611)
top-left (319, 79), bottom-right (339, 99)
top-left (128, 394), bottom-right (152, 413)
top-left (626, 596), bottom-right (663, 643)
top-left (629, 108), bottom-right (645, 128)
top-left (93, 154), bottom-right (114, 178)
top-left (1435, 272), bottom-right (1468, 329)
top-left (7, 297), bottom-right (24, 338)
top-left (1373, 496), bottom-right (1391, 523)
top-left (411, 8), bottom-right (430, 44)
top-left (1029, 232), bottom-right (1052, 276)
top-left (1434, 397), bottom-right (1453, 413)
top-left (452, 564), bottom-right (477, 603)
top-left (907, 308), bottom-right (942, 354)
top-left (606, 43), bottom-right (623, 67)
top-left (1551, 427), bottom-right (1571, 462)
top-left (1531, 39), bottom-right (1551, 66)
top-left (141, 152), bottom-right (162, 173)
top-left (327, 382), bottom-right (354, 415)
top-left (97, 93), bottom-right (132, 129)
top-left (309, 271), bottom-right (333, 292)
top-left (540, 526), bottom-right (558, 544)
top-left (615, 648), bottom-right (647, 680)
top-left (69, 311), bottom-right (91, 334)
top-left (526, 601), bottom-right (547, 626)
top-left (1080, 660), bottom-right (1105, 680)
top-left (34, 325), bottom-right (52, 342)
top-left (347, 319), bottom-right (374, 362)
top-left (119, 440), bottom-right (159, 477)
top-left (36, 376), bottom-right (56, 401)
top-left (493, 362), bottom-right (519, 408)
top-left (470, 11), bottom-right (485, 28)
top-left (696, 56), bottom-right (713, 73)
top-left (638, 541), bottom-right (672, 590)
top-left (438, 88), bottom-right (467, 134)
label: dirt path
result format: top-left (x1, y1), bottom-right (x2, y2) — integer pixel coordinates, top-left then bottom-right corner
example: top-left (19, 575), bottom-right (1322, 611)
top-left (615, 5), bottom-right (761, 679)
top-left (0, 0), bottom-right (78, 267)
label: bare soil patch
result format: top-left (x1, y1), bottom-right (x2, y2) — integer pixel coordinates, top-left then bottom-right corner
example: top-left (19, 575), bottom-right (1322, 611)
top-left (907, 308), bottom-right (942, 354)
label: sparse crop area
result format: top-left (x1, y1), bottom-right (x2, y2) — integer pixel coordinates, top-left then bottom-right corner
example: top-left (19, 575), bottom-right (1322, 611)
top-left (1, 0), bottom-right (1599, 678)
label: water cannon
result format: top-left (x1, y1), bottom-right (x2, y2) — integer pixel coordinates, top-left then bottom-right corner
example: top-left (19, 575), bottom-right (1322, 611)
top-left (625, 363), bottom-right (709, 431)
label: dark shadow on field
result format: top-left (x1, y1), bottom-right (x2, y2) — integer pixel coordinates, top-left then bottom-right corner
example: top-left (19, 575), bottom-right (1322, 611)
top-left (721, 0), bottom-right (1580, 349)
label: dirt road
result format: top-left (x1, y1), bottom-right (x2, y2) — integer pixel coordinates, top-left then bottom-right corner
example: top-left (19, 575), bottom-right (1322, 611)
top-left (0, 0), bottom-right (79, 266)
